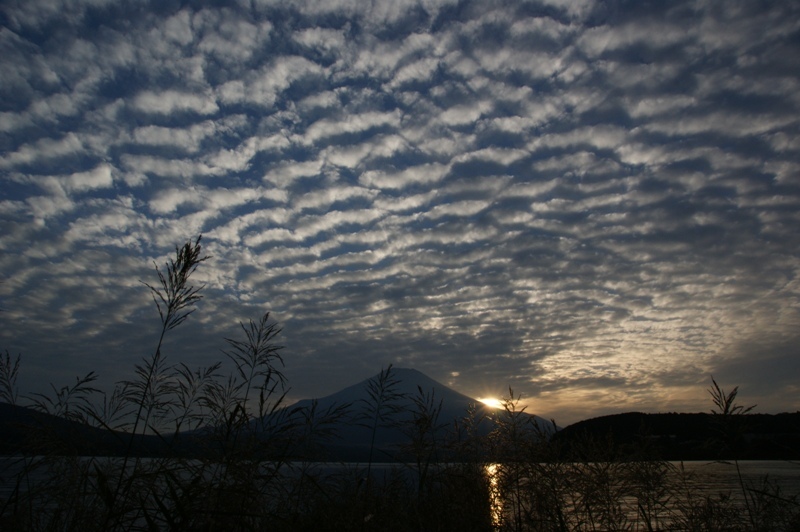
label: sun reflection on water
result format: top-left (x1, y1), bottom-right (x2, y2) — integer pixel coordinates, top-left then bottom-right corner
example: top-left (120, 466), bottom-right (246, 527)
top-left (484, 463), bottom-right (503, 529)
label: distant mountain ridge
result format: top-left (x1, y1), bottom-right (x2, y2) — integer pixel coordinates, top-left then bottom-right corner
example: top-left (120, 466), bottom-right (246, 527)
top-left (0, 384), bottom-right (800, 461)
top-left (0, 401), bottom-right (169, 456)
top-left (6, 368), bottom-right (796, 461)
top-left (290, 367), bottom-right (551, 426)
top-left (554, 411), bottom-right (800, 460)
top-left (0, 367), bottom-right (551, 460)
top-left (280, 367), bottom-right (553, 461)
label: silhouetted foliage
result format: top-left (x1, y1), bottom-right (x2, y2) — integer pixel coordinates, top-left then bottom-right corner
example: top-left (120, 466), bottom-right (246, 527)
top-left (0, 350), bottom-right (20, 405)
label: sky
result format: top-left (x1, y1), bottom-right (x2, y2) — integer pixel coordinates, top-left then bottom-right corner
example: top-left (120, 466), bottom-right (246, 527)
top-left (1, 0), bottom-right (799, 425)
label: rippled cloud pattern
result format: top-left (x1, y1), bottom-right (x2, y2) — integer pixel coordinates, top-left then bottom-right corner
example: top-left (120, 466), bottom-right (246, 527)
top-left (1, 0), bottom-right (799, 422)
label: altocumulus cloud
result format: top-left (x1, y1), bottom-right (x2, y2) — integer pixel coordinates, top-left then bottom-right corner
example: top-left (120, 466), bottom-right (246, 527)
top-left (1, 0), bottom-right (799, 424)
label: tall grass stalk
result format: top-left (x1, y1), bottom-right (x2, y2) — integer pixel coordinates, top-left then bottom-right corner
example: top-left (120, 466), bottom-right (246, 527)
top-left (0, 351), bottom-right (20, 406)
top-left (102, 236), bottom-right (208, 529)
top-left (708, 376), bottom-right (757, 529)
top-left (402, 385), bottom-right (445, 498)
top-left (358, 364), bottom-right (404, 480)
top-left (132, 235), bottom-right (209, 439)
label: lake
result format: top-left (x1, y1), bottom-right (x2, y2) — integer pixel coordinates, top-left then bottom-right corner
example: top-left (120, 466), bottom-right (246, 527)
top-left (2, 457), bottom-right (799, 530)
top-left (484, 460), bottom-right (800, 530)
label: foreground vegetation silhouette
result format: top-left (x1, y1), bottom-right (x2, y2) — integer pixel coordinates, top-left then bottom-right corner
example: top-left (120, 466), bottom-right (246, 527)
top-left (1, 236), bottom-right (799, 531)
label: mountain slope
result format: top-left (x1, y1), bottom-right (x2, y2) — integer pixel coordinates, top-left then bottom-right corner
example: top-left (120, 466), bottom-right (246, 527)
top-left (291, 367), bottom-right (550, 422)
top-left (0, 402), bottom-right (170, 456)
top-left (280, 367), bottom-right (553, 461)
top-left (0, 368), bottom-right (553, 461)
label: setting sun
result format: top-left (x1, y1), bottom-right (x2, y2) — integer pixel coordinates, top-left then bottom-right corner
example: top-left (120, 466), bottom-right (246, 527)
top-left (478, 397), bottom-right (504, 409)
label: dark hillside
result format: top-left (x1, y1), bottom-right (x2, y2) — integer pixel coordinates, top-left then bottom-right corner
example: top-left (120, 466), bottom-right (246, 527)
top-left (0, 402), bottom-right (171, 457)
top-left (555, 412), bottom-right (800, 460)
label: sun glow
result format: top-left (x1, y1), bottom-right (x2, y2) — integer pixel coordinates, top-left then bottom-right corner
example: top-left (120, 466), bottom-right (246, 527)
top-left (478, 397), bottom-right (504, 409)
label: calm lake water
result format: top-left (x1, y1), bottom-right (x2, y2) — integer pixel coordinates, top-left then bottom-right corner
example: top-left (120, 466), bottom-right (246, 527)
top-left (3, 457), bottom-right (799, 528)
top-left (3, 457), bottom-right (799, 494)
top-left (677, 460), bottom-right (800, 493)
top-left (483, 460), bottom-right (800, 530)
